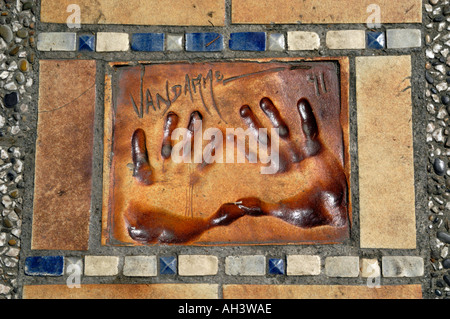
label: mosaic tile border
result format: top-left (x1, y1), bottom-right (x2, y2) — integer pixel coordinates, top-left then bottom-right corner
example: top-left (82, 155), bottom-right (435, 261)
top-left (23, 254), bottom-right (424, 279)
top-left (35, 29), bottom-right (423, 53)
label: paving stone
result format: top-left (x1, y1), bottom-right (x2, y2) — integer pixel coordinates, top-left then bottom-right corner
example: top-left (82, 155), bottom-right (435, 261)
top-left (222, 284), bottom-right (423, 299)
top-left (185, 32), bottom-right (223, 51)
top-left (225, 255), bottom-right (265, 276)
top-left (131, 33), bottom-right (165, 52)
top-left (382, 256), bottom-right (424, 278)
top-left (78, 34), bottom-right (95, 52)
top-left (96, 32), bottom-right (129, 52)
top-left (32, 60), bottom-right (96, 251)
top-left (41, 0), bottom-right (225, 26)
top-left (267, 33), bottom-right (285, 51)
top-left (286, 255), bottom-right (321, 276)
top-left (229, 32), bottom-right (266, 51)
top-left (178, 255), bottom-right (218, 276)
top-left (23, 284), bottom-right (219, 299)
top-left (356, 56), bottom-right (416, 249)
top-left (326, 30), bottom-right (365, 49)
top-left (231, 0), bottom-right (422, 24)
top-left (123, 256), bottom-right (157, 277)
top-left (37, 32), bottom-right (76, 51)
top-left (287, 31), bottom-right (320, 50)
top-left (325, 256), bottom-right (360, 277)
top-left (24, 256), bottom-right (64, 277)
top-left (386, 29), bottom-right (422, 49)
top-left (360, 259), bottom-right (380, 278)
top-left (84, 256), bottom-right (120, 276)
top-left (166, 34), bottom-right (183, 51)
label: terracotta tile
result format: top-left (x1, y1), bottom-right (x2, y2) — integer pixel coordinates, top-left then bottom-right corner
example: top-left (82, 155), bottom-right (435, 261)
top-left (222, 284), bottom-right (422, 299)
top-left (102, 58), bottom-right (350, 246)
top-left (356, 56), bottom-right (416, 249)
top-left (23, 284), bottom-right (218, 299)
top-left (32, 60), bottom-right (96, 251)
top-left (41, 0), bottom-right (225, 26)
top-left (232, 0), bottom-right (422, 24)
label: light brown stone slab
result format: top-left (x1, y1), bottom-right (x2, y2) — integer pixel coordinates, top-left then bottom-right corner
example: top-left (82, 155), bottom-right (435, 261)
top-left (32, 60), bottom-right (96, 250)
top-left (41, 0), bottom-right (225, 26)
top-left (232, 0), bottom-right (422, 24)
top-left (356, 56), bottom-right (416, 249)
top-left (223, 284), bottom-right (422, 299)
top-left (23, 284), bottom-right (218, 299)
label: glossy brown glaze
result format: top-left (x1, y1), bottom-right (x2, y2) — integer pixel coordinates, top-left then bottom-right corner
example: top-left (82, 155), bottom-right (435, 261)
top-left (259, 97), bottom-right (289, 139)
top-left (298, 98), bottom-right (321, 157)
top-left (161, 112), bottom-right (179, 159)
top-left (131, 128), bottom-right (153, 185)
top-left (105, 60), bottom-right (350, 246)
top-left (125, 96), bottom-right (348, 244)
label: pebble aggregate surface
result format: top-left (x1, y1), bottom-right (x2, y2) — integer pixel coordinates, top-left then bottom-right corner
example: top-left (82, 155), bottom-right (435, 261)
top-left (0, 0), bottom-right (34, 299)
top-left (426, 0), bottom-right (450, 299)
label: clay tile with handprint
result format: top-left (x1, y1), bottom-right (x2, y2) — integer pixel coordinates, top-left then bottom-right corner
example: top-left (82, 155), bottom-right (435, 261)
top-left (103, 59), bottom-right (351, 246)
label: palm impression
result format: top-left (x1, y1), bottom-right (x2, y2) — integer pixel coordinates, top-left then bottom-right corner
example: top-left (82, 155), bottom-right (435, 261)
top-left (104, 60), bottom-right (350, 245)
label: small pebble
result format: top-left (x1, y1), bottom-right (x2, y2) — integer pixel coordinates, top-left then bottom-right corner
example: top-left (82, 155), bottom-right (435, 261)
top-left (434, 158), bottom-right (446, 176)
top-left (4, 92), bottom-right (18, 108)
top-left (3, 219), bottom-right (13, 228)
top-left (426, 71), bottom-right (435, 84)
top-left (18, 59), bottom-right (28, 72)
top-left (438, 231), bottom-right (450, 244)
top-left (8, 45), bottom-right (19, 56)
top-left (0, 25), bottom-right (13, 43)
top-left (15, 72), bottom-right (25, 84)
top-left (443, 258), bottom-right (450, 269)
top-left (444, 275), bottom-right (450, 286)
top-left (16, 29), bottom-right (27, 39)
top-left (8, 239), bottom-right (15, 246)
top-left (444, 6), bottom-right (450, 15)
top-left (22, 2), bottom-right (33, 11)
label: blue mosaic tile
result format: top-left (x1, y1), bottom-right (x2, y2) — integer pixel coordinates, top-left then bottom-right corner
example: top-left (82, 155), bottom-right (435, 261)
top-left (268, 258), bottom-right (285, 275)
top-left (367, 31), bottom-right (385, 49)
top-left (160, 256), bottom-right (177, 275)
top-left (131, 33), bottom-right (165, 52)
top-left (185, 32), bottom-right (223, 52)
top-left (24, 256), bottom-right (64, 276)
top-left (229, 32), bottom-right (266, 51)
top-left (78, 34), bottom-right (95, 52)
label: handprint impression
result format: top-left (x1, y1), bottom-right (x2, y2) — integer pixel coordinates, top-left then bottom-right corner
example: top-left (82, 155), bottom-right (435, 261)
top-left (124, 97), bottom-right (349, 244)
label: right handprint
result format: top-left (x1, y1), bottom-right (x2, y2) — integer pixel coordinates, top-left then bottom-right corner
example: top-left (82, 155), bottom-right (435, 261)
top-left (209, 96), bottom-right (348, 229)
